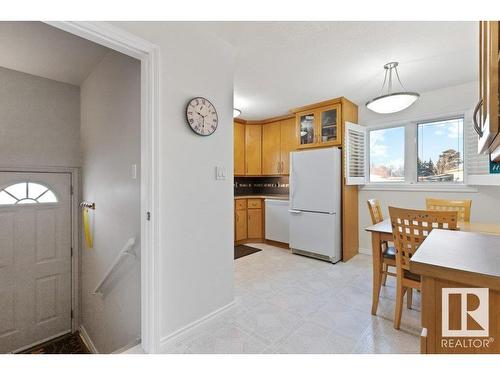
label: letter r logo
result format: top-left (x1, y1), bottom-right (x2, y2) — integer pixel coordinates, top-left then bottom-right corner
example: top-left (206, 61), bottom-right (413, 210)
top-left (442, 288), bottom-right (489, 337)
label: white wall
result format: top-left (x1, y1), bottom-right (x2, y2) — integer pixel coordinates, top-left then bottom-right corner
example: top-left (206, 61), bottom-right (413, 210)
top-left (112, 22), bottom-right (235, 341)
top-left (80, 51), bottom-right (141, 353)
top-left (0, 66), bottom-right (80, 167)
top-left (358, 81), bottom-right (500, 253)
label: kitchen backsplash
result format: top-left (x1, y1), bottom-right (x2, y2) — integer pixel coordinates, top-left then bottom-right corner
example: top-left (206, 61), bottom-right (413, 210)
top-left (234, 176), bottom-right (289, 196)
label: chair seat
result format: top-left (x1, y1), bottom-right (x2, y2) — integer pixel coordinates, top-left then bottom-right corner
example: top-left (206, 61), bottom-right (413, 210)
top-left (383, 246), bottom-right (396, 260)
top-left (403, 269), bottom-right (421, 282)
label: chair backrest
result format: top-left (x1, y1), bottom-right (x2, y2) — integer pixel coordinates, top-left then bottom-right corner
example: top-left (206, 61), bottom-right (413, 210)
top-left (425, 198), bottom-right (472, 222)
top-left (367, 199), bottom-right (384, 225)
top-left (388, 206), bottom-right (458, 271)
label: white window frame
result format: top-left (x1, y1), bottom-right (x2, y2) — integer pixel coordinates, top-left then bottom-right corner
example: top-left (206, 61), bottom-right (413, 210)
top-left (362, 111), bottom-right (478, 192)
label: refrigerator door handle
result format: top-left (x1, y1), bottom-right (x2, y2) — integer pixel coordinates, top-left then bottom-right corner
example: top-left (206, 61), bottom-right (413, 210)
top-left (290, 163), bottom-right (296, 200)
top-left (289, 209), bottom-right (302, 214)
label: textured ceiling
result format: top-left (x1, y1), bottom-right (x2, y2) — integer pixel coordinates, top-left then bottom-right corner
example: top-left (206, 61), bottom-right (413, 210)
top-left (0, 22), bottom-right (109, 86)
top-left (201, 21), bottom-right (478, 120)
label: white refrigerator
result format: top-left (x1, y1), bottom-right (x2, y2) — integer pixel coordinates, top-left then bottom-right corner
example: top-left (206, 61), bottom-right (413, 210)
top-left (289, 147), bottom-right (341, 263)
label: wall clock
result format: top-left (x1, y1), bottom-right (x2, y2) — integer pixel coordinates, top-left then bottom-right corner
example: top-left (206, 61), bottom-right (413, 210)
top-left (185, 97), bottom-right (218, 136)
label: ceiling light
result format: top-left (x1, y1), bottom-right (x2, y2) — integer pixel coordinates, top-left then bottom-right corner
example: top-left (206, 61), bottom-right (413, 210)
top-left (366, 62), bottom-right (419, 114)
top-left (233, 108), bottom-right (241, 118)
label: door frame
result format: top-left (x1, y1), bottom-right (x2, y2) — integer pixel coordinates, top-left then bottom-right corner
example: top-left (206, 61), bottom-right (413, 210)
top-left (0, 167), bottom-right (79, 337)
top-left (44, 21), bottom-right (161, 353)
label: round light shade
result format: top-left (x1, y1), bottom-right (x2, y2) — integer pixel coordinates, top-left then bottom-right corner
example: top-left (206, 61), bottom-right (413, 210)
top-left (366, 92), bottom-right (419, 114)
top-left (233, 108), bottom-right (241, 118)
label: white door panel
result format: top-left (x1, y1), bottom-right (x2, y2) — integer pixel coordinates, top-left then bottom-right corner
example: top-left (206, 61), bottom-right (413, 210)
top-left (289, 210), bottom-right (340, 261)
top-left (290, 148), bottom-right (341, 213)
top-left (0, 172), bottom-right (71, 353)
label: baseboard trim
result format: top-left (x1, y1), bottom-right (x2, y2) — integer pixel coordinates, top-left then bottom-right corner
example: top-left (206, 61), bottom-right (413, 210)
top-left (79, 325), bottom-right (99, 354)
top-left (112, 337), bottom-right (142, 354)
top-left (359, 247), bottom-right (372, 255)
top-left (159, 300), bottom-right (235, 352)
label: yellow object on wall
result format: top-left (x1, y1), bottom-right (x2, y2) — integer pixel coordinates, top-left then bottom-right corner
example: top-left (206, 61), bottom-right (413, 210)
top-left (83, 207), bottom-right (93, 248)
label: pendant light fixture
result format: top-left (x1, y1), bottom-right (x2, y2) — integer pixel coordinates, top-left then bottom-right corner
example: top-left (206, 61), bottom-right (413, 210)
top-left (366, 62), bottom-right (419, 114)
top-left (233, 108), bottom-right (241, 118)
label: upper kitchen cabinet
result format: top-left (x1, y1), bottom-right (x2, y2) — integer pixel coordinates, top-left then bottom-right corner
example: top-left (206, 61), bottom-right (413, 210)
top-left (245, 124), bottom-right (262, 175)
top-left (476, 21), bottom-right (500, 161)
top-left (280, 118), bottom-right (296, 175)
top-left (234, 120), bottom-right (246, 176)
top-left (262, 121), bottom-right (281, 175)
top-left (262, 117), bottom-right (297, 175)
top-left (293, 98), bottom-right (357, 149)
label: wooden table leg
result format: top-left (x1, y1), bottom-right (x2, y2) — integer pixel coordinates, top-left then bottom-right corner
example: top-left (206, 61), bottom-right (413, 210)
top-left (371, 231), bottom-right (383, 315)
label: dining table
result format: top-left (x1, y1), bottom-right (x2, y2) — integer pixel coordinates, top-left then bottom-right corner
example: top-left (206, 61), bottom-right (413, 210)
top-left (365, 218), bottom-right (500, 316)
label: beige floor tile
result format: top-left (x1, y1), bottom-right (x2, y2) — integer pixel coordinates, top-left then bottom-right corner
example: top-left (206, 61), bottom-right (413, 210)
top-left (159, 246), bottom-right (419, 354)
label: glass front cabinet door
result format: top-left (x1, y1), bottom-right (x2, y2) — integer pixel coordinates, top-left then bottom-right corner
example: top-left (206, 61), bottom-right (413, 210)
top-left (296, 104), bottom-right (342, 149)
top-left (319, 104), bottom-right (341, 146)
top-left (298, 111), bottom-right (316, 147)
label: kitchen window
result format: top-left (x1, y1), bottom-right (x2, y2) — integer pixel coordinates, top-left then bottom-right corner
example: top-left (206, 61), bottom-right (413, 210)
top-left (347, 115), bottom-right (471, 190)
top-left (369, 126), bottom-right (405, 183)
top-left (417, 118), bottom-right (464, 183)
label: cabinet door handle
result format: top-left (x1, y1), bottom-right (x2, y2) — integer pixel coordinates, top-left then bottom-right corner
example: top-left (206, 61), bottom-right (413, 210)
top-left (473, 98), bottom-right (484, 137)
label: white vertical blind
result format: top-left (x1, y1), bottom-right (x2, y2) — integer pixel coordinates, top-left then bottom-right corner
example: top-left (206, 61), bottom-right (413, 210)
top-left (465, 111), bottom-right (490, 176)
top-left (344, 121), bottom-right (367, 185)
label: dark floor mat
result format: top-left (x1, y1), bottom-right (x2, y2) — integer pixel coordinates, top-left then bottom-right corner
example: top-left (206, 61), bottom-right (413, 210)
top-left (19, 332), bottom-right (90, 354)
top-left (234, 245), bottom-right (262, 259)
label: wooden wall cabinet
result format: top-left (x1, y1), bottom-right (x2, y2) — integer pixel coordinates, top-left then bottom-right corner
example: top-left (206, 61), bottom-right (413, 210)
top-left (294, 103), bottom-right (342, 149)
top-left (245, 124), bottom-right (262, 175)
top-left (235, 116), bottom-right (296, 177)
top-left (234, 121), bottom-right (246, 176)
top-left (234, 198), bottom-right (264, 243)
top-left (262, 121), bottom-right (281, 175)
top-left (477, 21), bottom-right (500, 161)
top-left (279, 118), bottom-right (296, 175)
top-left (261, 117), bottom-right (296, 175)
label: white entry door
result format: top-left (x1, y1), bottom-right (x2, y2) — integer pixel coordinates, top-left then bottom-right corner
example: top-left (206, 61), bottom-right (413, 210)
top-left (0, 172), bottom-right (72, 353)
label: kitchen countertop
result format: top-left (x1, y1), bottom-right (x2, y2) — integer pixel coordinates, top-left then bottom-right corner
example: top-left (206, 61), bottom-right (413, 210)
top-left (410, 229), bottom-right (500, 290)
top-left (234, 194), bottom-right (289, 201)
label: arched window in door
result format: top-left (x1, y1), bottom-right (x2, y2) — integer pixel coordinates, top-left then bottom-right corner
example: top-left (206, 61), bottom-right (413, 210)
top-left (0, 182), bottom-right (58, 205)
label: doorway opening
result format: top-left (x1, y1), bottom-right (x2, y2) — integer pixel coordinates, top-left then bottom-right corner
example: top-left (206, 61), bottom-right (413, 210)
top-left (0, 21), bottom-right (156, 353)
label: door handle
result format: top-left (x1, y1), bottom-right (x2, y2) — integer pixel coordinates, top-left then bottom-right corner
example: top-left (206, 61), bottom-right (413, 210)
top-left (473, 98), bottom-right (484, 137)
top-left (289, 209), bottom-right (302, 214)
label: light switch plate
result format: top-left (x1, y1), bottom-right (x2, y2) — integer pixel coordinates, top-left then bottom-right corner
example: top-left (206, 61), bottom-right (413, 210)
top-left (132, 164), bottom-right (138, 180)
top-left (215, 166), bottom-right (227, 180)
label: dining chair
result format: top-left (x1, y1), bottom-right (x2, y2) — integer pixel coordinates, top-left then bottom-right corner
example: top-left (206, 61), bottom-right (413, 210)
top-left (425, 198), bottom-right (472, 222)
top-left (388, 206), bottom-right (458, 330)
top-left (367, 199), bottom-right (396, 286)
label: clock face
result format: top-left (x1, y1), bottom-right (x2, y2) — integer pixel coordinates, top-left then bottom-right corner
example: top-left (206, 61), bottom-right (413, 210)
top-left (186, 97), bottom-right (218, 136)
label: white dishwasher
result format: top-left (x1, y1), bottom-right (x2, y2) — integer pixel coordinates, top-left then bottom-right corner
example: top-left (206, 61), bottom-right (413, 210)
top-left (265, 199), bottom-right (290, 244)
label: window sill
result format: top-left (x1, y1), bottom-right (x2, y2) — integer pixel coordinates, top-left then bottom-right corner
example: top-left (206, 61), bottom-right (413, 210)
top-left (360, 183), bottom-right (478, 193)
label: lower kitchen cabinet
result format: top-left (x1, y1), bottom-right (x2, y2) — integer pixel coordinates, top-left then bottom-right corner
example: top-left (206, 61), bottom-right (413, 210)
top-left (234, 198), bottom-right (264, 243)
top-left (235, 208), bottom-right (247, 241)
top-left (247, 208), bottom-right (263, 239)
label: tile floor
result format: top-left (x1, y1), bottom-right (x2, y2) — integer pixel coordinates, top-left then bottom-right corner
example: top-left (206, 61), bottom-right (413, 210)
top-left (154, 243), bottom-right (420, 354)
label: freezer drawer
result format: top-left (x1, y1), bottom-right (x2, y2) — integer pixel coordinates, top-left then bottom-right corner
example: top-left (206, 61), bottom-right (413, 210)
top-left (289, 210), bottom-right (341, 263)
top-left (265, 199), bottom-right (290, 244)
